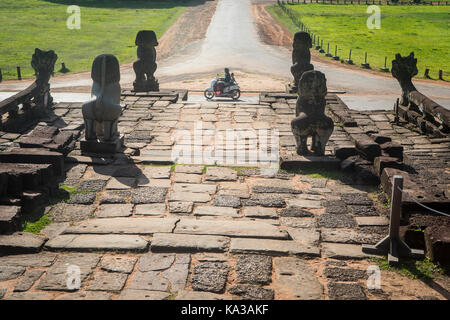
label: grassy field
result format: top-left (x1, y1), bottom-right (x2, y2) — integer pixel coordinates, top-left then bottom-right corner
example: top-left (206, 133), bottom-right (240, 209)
top-left (0, 0), bottom-right (189, 80)
top-left (267, 4), bottom-right (450, 79)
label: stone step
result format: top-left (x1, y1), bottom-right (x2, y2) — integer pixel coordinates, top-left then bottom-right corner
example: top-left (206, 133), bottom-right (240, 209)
top-left (45, 234), bottom-right (149, 252)
top-left (0, 206), bottom-right (21, 234)
top-left (174, 219), bottom-right (289, 239)
top-left (0, 163), bottom-right (53, 195)
top-left (0, 232), bottom-right (47, 253)
top-left (64, 217), bottom-right (179, 235)
top-left (230, 238), bottom-right (320, 257)
top-left (0, 148), bottom-right (64, 176)
top-left (150, 233), bottom-right (229, 253)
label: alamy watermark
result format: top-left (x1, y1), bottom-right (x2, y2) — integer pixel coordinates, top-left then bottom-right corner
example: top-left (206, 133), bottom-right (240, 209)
top-left (66, 264), bottom-right (81, 290)
top-left (367, 265), bottom-right (381, 290)
top-left (67, 5), bottom-right (81, 30)
top-left (366, 5), bottom-right (381, 30)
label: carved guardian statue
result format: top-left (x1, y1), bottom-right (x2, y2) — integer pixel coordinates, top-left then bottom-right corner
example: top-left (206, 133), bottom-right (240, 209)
top-left (82, 54), bottom-right (122, 142)
top-left (290, 31), bottom-right (314, 93)
top-left (31, 48), bottom-right (58, 106)
top-left (133, 30), bottom-right (159, 92)
top-left (291, 70), bottom-right (334, 156)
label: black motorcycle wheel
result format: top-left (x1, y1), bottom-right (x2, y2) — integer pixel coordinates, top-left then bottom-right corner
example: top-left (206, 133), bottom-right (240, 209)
top-left (232, 89), bottom-right (240, 101)
top-left (204, 89), bottom-right (214, 100)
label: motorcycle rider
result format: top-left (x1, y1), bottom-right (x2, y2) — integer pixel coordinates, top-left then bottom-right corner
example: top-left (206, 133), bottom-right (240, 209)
top-left (224, 68), bottom-right (232, 84)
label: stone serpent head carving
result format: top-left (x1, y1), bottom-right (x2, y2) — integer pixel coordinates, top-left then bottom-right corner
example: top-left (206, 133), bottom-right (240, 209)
top-left (133, 30), bottom-right (159, 92)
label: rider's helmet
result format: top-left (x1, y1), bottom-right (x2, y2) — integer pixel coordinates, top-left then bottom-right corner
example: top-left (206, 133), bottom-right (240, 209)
top-left (224, 68), bottom-right (230, 73)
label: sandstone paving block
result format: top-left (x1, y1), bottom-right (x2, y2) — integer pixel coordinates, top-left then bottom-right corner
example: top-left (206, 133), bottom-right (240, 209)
top-left (4, 292), bottom-right (53, 300)
top-left (100, 256), bottom-right (137, 274)
top-left (175, 290), bottom-right (231, 300)
top-left (151, 233), bottom-right (229, 253)
top-left (132, 187), bottom-right (168, 204)
top-left (141, 166), bottom-right (172, 179)
top-left (67, 192), bottom-right (96, 205)
top-left (96, 204), bottom-right (133, 218)
top-left (135, 203), bottom-right (166, 216)
top-left (0, 253), bottom-right (57, 267)
top-left (129, 271), bottom-right (169, 292)
top-left (174, 173), bottom-right (202, 184)
top-left (41, 222), bottom-right (70, 239)
top-left (341, 193), bottom-right (373, 206)
top-left (13, 269), bottom-right (45, 292)
top-left (229, 284), bottom-right (274, 300)
top-left (236, 255), bottom-right (272, 284)
top-left (194, 206), bottom-right (238, 217)
top-left (0, 265), bottom-right (25, 281)
top-left (243, 194), bottom-right (286, 208)
top-left (99, 190), bottom-right (130, 204)
top-left (273, 257), bottom-right (323, 299)
top-left (0, 232), bottom-right (47, 254)
top-left (355, 216), bottom-right (389, 227)
top-left (169, 201), bottom-right (193, 214)
top-left (287, 199), bottom-right (322, 209)
top-left (137, 177), bottom-right (171, 188)
top-left (205, 167), bottom-right (237, 181)
top-left (230, 238), bottom-right (320, 257)
top-left (45, 234), bottom-right (149, 252)
top-left (217, 189), bottom-right (250, 198)
top-left (168, 191), bottom-right (211, 203)
top-left (174, 219), bottom-right (289, 239)
top-left (281, 217), bottom-right (317, 229)
top-left (37, 253), bottom-right (101, 291)
top-left (118, 289), bottom-right (170, 300)
top-left (251, 179), bottom-right (301, 194)
top-left (78, 179), bottom-right (107, 192)
top-left (106, 177), bottom-right (136, 190)
top-left (280, 207), bottom-right (314, 217)
top-left (87, 271), bottom-right (128, 291)
top-left (138, 253), bottom-right (175, 272)
top-left (318, 213), bottom-right (356, 228)
top-left (55, 291), bottom-right (112, 300)
top-left (64, 217), bottom-right (179, 235)
top-left (173, 183), bottom-right (216, 195)
top-left (286, 228), bottom-right (320, 246)
top-left (243, 207), bottom-right (277, 219)
top-left (174, 165), bottom-right (204, 174)
top-left (161, 261), bottom-right (190, 291)
top-left (191, 262), bottom-right (230, 293)
top-left (327, 282), bottom-right (367, 300)
top-left (322, 243), bottom-right (374, 260)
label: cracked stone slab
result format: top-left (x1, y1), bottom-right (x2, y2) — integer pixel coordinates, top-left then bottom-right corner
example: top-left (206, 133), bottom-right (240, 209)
top-left (135, 203), bottom-right (166, 216)
top-left (138, 253), bottom-right (175, 272)
top-left (174, 173), bottom-right (202, 184)
top-left (243, 207), bottom-right (278, 219)
top-left (191, 262), bottom-right (230, 293)
top-left (321, 243), bottom-right (374, 260)
top-left (0, 232), bottom-right (47, 254)
top-left (118, 289), bottom-right (170, 300)
top-left (273, 257), bottom-right (323, 299)
top-left (87, 271), bottom-right (128, 291)
top-left (286, 228), bottom-right (320, 246)
top-left (0, 253), bottom-right (57, 267)
top-left (318, 213), bottom-right (356, 228)
top-left (175, 219), bottom-right (289, 239)
top-left (132, 187), bottom-right (168, 204)
top-left (281, 217), bottom-right (317, 228)
top-left (55, 291), bottom-right (112, 300)
top-left (141, 166), bottom-right (172, 179)
top-left (230, 238), bottom-right (320, 257)
top-left (327, 282), bottom-right (367, 300)
top-left (151, 233), bottom-right (229, 253)
top-left (96, 204), bottom-right (133, 218)
top-left (45, 234), bottom-right (149, 251)
top-left (236, 255), bottom-right (272, 284)
top-left (0, 265), bottom-right (25, 281)
top-left (161, 261), bottom-right (190, 291)
top-left (229, 284), bottom-right (274, 300)
top-left (194, 206), bottom-right (238, 217)
top-left (321, 229), bottom-right (382, 245)
top-left (205, 167), bottom-right (237, 181)
top-left (64, 217), bottom-right (179, 235)
top-left (175, 290), bottom-right (231, 300)
top-left (13, 269), bottom-right (45, 292)
top-left (324, 267), bottom-right (367, 282)
top-left (129, 271), bottom-right (169, 292)
top-left (37, 253), bottom-right (101, 291)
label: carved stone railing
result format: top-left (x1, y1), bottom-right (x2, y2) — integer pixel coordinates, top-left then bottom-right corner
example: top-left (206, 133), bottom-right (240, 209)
top-left (0, 48), bottom-right (57, 132)
top-left (392, 52), bottom-right (449, 137)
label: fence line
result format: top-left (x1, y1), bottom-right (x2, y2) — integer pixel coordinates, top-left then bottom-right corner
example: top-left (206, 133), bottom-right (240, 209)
top-left (278, 0), bottom-right (450, 5)
top-left (277, 2), bottom-right (447, 79)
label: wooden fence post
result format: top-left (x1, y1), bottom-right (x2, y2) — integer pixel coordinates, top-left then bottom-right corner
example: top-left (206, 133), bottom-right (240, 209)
top-left (17, 66), bottom-right (22, 80)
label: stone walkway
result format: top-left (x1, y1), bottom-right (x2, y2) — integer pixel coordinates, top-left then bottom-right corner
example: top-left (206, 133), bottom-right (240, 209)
top-left (0, 93), bottom-right (448, 300)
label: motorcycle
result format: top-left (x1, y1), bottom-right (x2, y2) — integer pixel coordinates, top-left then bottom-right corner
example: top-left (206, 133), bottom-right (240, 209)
top-left (204, 74), bottom-right (241, 101)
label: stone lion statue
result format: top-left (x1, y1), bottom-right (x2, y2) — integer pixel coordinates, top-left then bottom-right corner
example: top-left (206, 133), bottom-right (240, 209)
top-left (82, 54), bottom-right (122, 141)
top-left (133, 30), bottom-right (159, 92)
top-left (291, 31), bottom-right (314, 93)
top-left (291, 70), bottom-right (334, 156)
top-left (31, 48), bottom-right (58, 106)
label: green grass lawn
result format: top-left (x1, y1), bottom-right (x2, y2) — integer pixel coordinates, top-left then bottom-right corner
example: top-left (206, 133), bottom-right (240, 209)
top-left (0, 0), bottom-right (189, 80)
top-left (267, 4), bottom-right (450, 79)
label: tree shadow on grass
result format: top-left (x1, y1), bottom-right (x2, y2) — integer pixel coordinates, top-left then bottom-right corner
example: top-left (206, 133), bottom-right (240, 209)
top-left (43, 0), bottom-right (208, 9)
